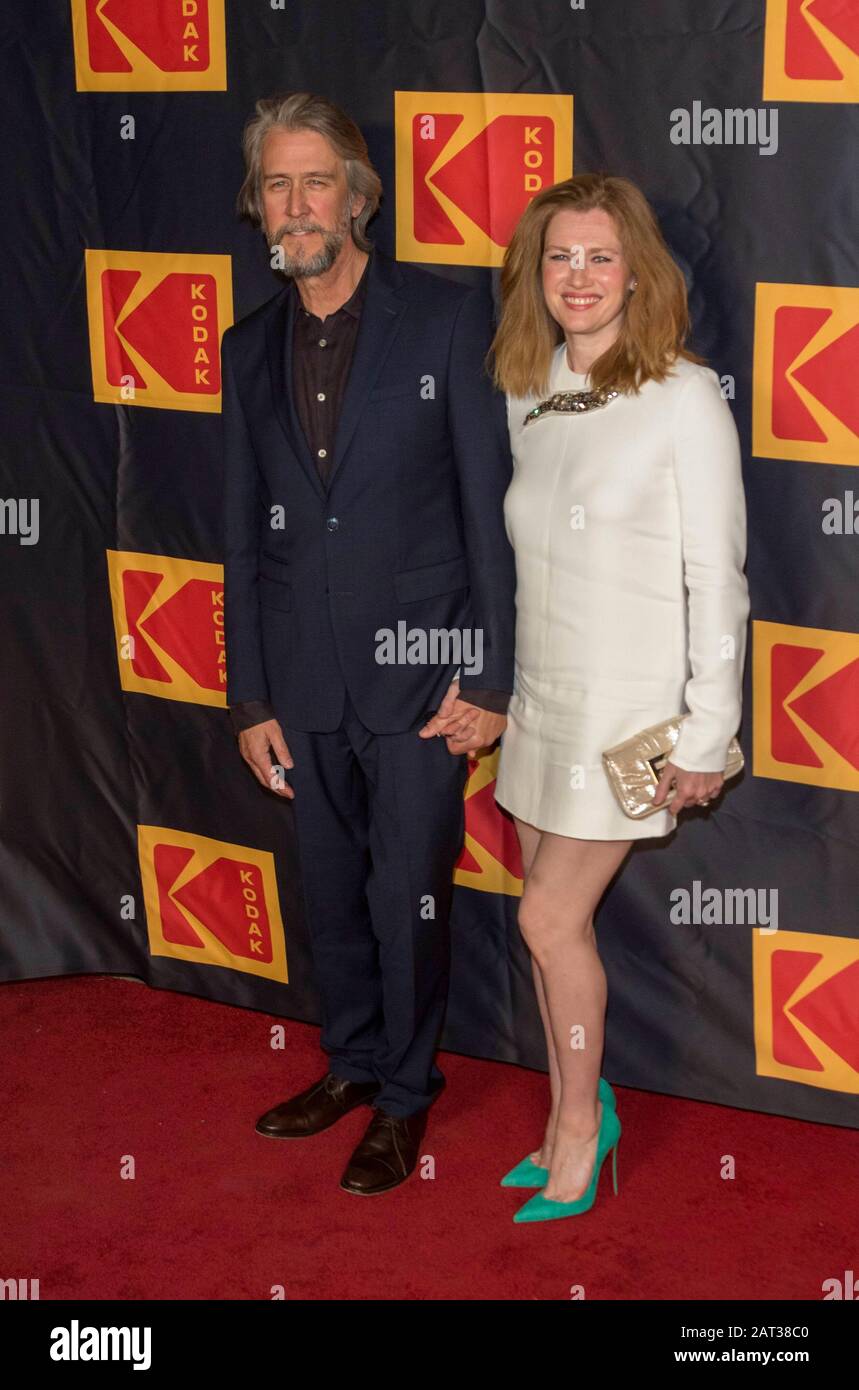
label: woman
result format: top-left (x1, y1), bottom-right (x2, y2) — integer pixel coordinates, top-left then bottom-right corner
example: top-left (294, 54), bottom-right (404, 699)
top-left (452, 174), bottom-right (750, 1223)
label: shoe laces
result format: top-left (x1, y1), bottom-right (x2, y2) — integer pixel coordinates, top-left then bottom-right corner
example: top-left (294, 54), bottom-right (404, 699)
top-left (372, 1110), bottom-right (403, 1132)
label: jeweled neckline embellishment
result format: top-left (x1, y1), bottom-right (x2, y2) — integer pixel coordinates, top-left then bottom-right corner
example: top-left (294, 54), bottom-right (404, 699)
top-left (523, 386), bottom-right (620, 425)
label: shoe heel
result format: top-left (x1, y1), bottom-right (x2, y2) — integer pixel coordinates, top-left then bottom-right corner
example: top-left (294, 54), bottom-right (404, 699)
top-left (611, 1140), bottom-right (619, 1196)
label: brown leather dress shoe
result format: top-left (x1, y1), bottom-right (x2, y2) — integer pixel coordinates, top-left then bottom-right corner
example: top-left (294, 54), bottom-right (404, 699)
top-left (340, 1107), bottom-right (429, 1195)
top-left (255, 1073), bottom-right (380, 1138)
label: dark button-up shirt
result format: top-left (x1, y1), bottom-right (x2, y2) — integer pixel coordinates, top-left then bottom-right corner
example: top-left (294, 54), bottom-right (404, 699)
top-left (291, 252), bottom-right (368, 485)
top-left (228, 254), bottom-right (510, 734)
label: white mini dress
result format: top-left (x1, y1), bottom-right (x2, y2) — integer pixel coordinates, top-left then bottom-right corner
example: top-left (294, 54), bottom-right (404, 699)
top-left (494, 344), bottom-right (750, 840)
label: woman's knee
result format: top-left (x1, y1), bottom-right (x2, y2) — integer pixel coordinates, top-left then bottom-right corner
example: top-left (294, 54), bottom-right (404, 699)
top-left (518, 893), bottom-right (592, 958)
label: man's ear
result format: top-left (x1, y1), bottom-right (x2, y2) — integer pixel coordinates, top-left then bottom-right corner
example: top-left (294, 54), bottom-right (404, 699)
top-left (350, 193), bottom-right (367, 221)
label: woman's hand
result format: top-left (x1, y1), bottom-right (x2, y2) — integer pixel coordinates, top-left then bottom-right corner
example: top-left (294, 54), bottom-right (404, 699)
top-left (441, 706), bottom-right (507, 754)
top-left (418, 679), bottom-right (506, 753)
top-left (652, 760), bottom-right (724, 816)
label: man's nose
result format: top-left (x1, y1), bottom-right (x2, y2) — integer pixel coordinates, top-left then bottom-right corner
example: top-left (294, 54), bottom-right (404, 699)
top-left (285, 185), bottom-right (308, 218)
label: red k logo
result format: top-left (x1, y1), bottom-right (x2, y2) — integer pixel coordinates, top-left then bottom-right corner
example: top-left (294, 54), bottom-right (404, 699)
top-left (753, 284), bottom-right (858, 466)
top-left (753, 621), bottom-right (859, 791)
top-left (755, 930), bottom-right (859, 1093)
top-left (139, 826), bottom-right (288, 981)
top-left (107, 551), bottom-right (227, 706)
top-left (763, 0), bottom-right (859, 101)
top-left (395, 92), bottom-right (573, 266)
top-left (86, 251), bottom-right (233, 412)
top-left (454, 749), bottom-right (524, 897)
top-left (71, 0), bottom-right (227, 91)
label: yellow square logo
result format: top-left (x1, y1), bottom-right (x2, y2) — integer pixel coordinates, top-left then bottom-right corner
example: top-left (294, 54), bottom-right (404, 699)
top-left (395, 91), bottom-right (573, 266)
top-left (763, 0), bottom-right (859, 102)
top-left (86, 250), bottom-right (232, 412)
top-left (139, 826), bottom-right (288, 982)
top-left (70, 0), bottom-right (227, 91)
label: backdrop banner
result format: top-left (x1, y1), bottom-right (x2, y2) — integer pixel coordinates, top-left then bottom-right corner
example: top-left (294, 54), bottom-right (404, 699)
top-left (1, 0), bottom-right (856, 1126)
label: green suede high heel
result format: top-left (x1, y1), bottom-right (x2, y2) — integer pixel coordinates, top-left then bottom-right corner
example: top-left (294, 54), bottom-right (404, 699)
top-left (513, 1101), bottom-right (621, 1223)
top-left (499, 1078), bottom-right (617, 1189)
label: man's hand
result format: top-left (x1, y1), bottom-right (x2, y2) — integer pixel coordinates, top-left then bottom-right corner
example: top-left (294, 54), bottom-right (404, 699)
top-left (419, 679), bottom-right (506, 754)
top-left (443, 705), bottom-right (507, 755)
top-left (237, 718), bottom-right (294, 798)
top-left (419, 678), bottom-right (462, 739)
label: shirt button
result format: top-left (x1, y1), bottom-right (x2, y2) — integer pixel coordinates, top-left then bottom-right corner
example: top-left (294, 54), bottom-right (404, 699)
top-left (326, 516), bottom-right (339, 532)
top-left (317, 392), bottom-right (326, 401)
top-left (317, 448), bottom-right (327, 459)
top-left (318, 338), bottom-right (327, 347)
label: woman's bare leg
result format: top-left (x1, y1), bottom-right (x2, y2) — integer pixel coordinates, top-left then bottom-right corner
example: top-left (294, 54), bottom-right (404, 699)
top-left (512, 817), bottom-right (562, 1167)
top-left (517, 833), bottom-right (632, 1202)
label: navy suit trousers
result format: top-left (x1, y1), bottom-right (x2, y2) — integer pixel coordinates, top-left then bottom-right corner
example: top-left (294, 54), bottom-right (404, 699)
top-left (281, 690), bottom-right (469, 1117)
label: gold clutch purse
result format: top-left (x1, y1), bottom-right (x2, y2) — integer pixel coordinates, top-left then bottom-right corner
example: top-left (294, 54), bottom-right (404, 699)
top-left (602, 715), bottom-right (744, 819)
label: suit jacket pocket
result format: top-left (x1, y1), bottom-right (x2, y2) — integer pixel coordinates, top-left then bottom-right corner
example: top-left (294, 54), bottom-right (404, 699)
top-left (393, 554), bottom-right (469, 604)
top-left (368, 381), bottom-right (421, 403)
top-left (258, 573), bottom-right (293, 613)
top-left (260, 548), bottom-right (290, 567)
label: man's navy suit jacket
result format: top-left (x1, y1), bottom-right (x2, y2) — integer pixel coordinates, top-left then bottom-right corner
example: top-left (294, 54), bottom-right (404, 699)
top-left (221, 247), bottom-right (517, 734)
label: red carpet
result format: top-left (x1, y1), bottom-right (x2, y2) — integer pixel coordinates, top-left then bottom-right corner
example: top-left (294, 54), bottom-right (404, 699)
top-left (2, 976), bottom-right (856, 1301)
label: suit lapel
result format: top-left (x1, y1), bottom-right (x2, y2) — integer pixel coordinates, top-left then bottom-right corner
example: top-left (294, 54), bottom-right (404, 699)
top-left (265, 285), bottom-right (326, 501)
top-left (264, 250), bottom-right (407, 498)
top-left (325, 250), bottom-right (407, 491)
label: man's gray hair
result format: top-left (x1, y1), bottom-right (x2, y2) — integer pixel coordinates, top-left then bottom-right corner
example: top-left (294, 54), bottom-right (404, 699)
top-left (236, 92), bottom-right (382, 251)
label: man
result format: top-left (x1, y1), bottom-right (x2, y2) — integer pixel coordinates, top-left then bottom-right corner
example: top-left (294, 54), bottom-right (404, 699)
top-left (222, 93), bottom-right (515, 1195)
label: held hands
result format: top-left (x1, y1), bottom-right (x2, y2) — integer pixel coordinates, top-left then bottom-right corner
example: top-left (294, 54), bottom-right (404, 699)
top-left (237, 710), bottom-right (721, 802)
top-left (652, 760), bottom-right (724, 817)
top-left (418, 678), bottom-right (507, 755)
top-left (238, 718), bottom-right (295, 799)
top-left (237, 684), bottom-right (506, 791)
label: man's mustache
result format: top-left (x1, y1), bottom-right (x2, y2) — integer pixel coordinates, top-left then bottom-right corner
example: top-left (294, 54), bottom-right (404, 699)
top-left (274, 223), bottom-right (328, 239)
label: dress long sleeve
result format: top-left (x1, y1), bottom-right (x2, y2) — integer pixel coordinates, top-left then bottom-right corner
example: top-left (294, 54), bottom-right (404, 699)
top-left (669, 367), bottom-right (751, 772)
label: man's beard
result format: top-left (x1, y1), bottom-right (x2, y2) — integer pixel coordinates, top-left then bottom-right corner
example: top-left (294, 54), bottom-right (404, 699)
top-left (269, 202), bottom-right (354, 278)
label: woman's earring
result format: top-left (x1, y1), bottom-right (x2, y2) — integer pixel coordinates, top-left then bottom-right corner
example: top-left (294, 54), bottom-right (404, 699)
top-left (629, 280), bottom-right (638, 293)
